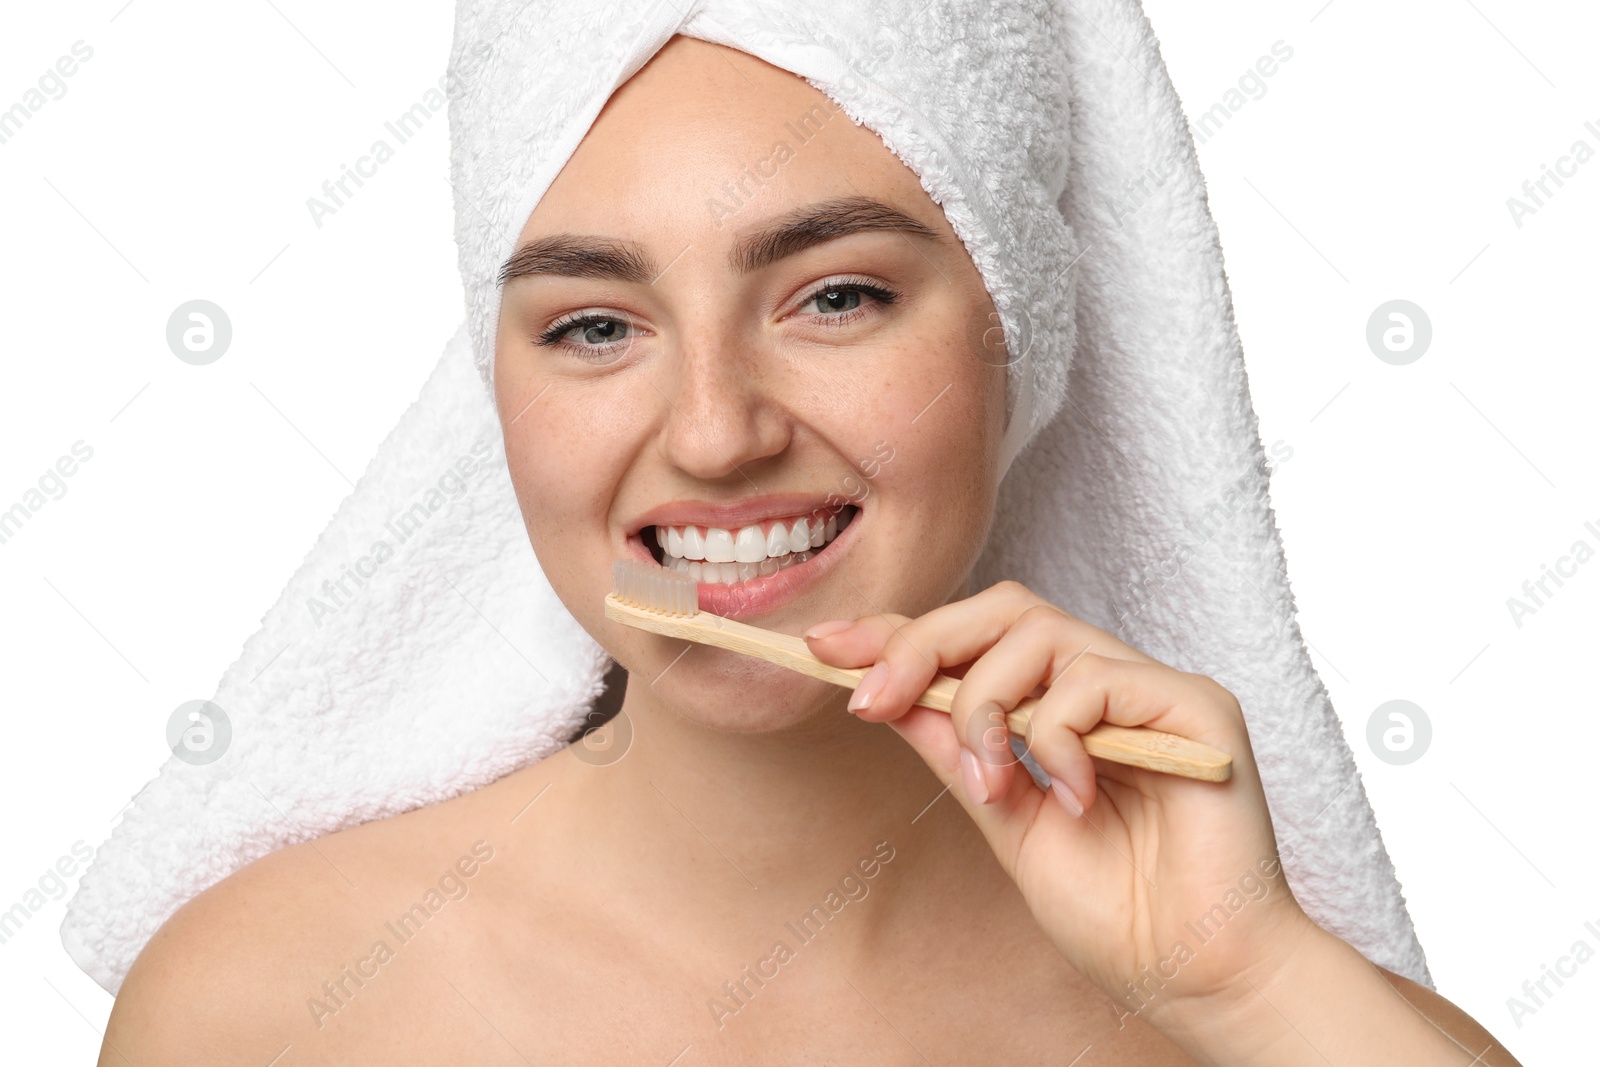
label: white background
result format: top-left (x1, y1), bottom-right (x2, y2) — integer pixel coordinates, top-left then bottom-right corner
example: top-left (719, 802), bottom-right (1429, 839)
top-left (1, 0), bottom-right (1594, 1062)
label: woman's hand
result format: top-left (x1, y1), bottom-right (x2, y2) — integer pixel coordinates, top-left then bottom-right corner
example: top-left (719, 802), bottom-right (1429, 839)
top-left (802, 580), bottom-right (1318, 1028)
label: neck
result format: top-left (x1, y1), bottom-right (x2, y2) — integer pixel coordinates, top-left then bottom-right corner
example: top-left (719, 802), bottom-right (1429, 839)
top-left (563, 662), bottom-right (1008, 968)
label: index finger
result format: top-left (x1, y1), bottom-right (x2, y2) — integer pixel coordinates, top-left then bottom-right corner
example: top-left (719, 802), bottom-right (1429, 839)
top-left (805, 581), bottom-right (1160, 723)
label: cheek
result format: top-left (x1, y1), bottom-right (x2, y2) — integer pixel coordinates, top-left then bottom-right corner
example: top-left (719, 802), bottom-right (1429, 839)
top-left (499, 386), bottom-right (623, 583)
top-left (812, 327), bottom-right (1004, 597)
top-left (495, 322), bottom-right (636, 558)
top-left (874, 379), bottom-right (1000, 523)
top-left (837, 325), bottom-right (1005, 499)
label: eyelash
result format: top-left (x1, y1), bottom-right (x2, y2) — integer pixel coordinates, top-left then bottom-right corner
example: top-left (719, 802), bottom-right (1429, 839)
top-left (533, 276), bottom-right (902, 359)
top-left (534, 312), bottom-right (631, 358)
top-left (797, 276), bottom-right (901, 328)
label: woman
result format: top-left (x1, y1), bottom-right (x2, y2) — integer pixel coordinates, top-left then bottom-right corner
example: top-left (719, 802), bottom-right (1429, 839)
top-left (99, 28), bottom-right (1520, 1067)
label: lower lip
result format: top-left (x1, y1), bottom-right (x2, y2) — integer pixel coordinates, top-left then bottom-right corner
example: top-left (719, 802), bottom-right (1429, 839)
top-left (627, 510), bottom-right (859, 621)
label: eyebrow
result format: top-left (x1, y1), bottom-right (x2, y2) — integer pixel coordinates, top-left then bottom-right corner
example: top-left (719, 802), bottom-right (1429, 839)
top-left (497, 195), bottom-right (945, 287)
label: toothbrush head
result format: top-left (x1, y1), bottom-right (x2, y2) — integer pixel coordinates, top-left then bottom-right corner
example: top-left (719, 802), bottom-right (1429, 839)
top-left (610, 559), bottom-right (700, 617)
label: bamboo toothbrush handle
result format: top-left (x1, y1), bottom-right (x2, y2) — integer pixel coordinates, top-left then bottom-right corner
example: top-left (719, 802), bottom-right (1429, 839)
top-left (605, 596), bottom-right (1234, 783)
top-left (888, 673), bottom-right (1233, 783)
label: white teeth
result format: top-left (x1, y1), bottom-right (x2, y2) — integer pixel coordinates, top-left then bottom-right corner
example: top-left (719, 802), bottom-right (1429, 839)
top-left (653, 508), bottom-right (851, 581)
top-left (704, 527), bottom-right (736, 563)
top-left (671, 549), bottom-right (819, 583)
top-left (765, 524), bottom-right (789, 558)
top-left (734, 525), bottom-right (766, 563)
top-left (787, 519), bottom-right (810, 553)
top-left (681, 525), bottom-right (705, 560)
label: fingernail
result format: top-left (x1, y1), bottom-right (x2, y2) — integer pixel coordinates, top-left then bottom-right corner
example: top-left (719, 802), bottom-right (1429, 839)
top-left (1050, 777), bottom-right (1084, 818)
top-left (960, 749), bottom-right (990, 804)
top-left (972, 701), bottom-right (1013, 763)
top-left (848, 661), bottom-right (890, 712)
top-left (804, 619), bottom-right (856, 641)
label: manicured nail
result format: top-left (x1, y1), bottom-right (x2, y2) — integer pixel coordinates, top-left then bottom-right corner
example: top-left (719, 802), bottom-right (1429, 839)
top-left (848, 661), bottom-right (890, 712)
top-left (804, 619), bottom-right (856, 640)
top-left (959, 749), bottom-right (989, 804)
top-left (1050, 777), bottom-right (1084, 818)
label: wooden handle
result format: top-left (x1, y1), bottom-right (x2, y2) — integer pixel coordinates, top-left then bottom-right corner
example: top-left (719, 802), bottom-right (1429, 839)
top-left (605, 596), bottom-right (1233, 782)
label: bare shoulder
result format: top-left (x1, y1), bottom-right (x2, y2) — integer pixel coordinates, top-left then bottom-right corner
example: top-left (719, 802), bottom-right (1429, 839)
top-left (1375, 966), bottom-right (1525, 1067)
top-left (100, 757), bottom-right (563, 1066)
top-left (102, 832), bottom-right (372, 1064)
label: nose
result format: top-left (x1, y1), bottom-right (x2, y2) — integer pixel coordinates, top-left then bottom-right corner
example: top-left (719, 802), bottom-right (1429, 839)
top-left (654, 333), bottom-right (791, 481)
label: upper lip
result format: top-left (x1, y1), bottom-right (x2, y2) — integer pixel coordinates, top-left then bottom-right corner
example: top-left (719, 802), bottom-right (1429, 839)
top-left (626, 493), bottom-right (849, 535)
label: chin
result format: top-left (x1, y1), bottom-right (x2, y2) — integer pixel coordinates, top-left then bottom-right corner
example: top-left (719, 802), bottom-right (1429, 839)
top-left (652, 646), bottom-right (842, 733)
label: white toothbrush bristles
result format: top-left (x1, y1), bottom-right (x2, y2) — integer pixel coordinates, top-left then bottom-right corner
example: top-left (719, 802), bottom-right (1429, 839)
top-left (612, 559), bottom-right (700, 616)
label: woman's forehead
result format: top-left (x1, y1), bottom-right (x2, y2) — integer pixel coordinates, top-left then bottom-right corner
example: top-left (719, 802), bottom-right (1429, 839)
top-left (522, 34), bottom-right (947, 248)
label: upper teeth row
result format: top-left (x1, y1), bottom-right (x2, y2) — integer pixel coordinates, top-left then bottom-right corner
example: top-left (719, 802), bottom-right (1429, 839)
top-left (659, 513), bottom-right (839, 563)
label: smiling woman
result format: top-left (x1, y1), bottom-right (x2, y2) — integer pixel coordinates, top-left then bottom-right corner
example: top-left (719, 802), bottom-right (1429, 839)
top-left (77, 3), bottom-right (1530, 1065)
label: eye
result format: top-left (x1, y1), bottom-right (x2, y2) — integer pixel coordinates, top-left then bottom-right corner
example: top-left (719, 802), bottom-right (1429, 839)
top-left (796, 276), bottom-right (901, 327)
top-left (534, 311), bottom-right (637, 363)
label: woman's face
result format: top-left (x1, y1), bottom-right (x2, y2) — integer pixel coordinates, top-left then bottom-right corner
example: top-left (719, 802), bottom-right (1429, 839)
top-left (494, 35), bottom-right (1008, 731)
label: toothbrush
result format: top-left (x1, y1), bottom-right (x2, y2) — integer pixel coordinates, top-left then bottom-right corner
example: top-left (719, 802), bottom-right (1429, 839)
top-left (606, 560), bottom-right (1232, 782)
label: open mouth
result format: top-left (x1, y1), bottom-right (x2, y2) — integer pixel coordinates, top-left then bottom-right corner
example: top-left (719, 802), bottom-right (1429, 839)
top-left (641, 504), bottom-right (859, 585)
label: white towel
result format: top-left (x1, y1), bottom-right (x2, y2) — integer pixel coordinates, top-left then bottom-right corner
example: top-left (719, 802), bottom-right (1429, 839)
top-left (61, 0), bottom-right (1432, 994)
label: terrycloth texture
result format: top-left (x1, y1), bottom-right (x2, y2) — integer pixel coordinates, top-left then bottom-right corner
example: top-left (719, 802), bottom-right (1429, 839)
top-left (62, 0), bottom-right (1433, 994)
